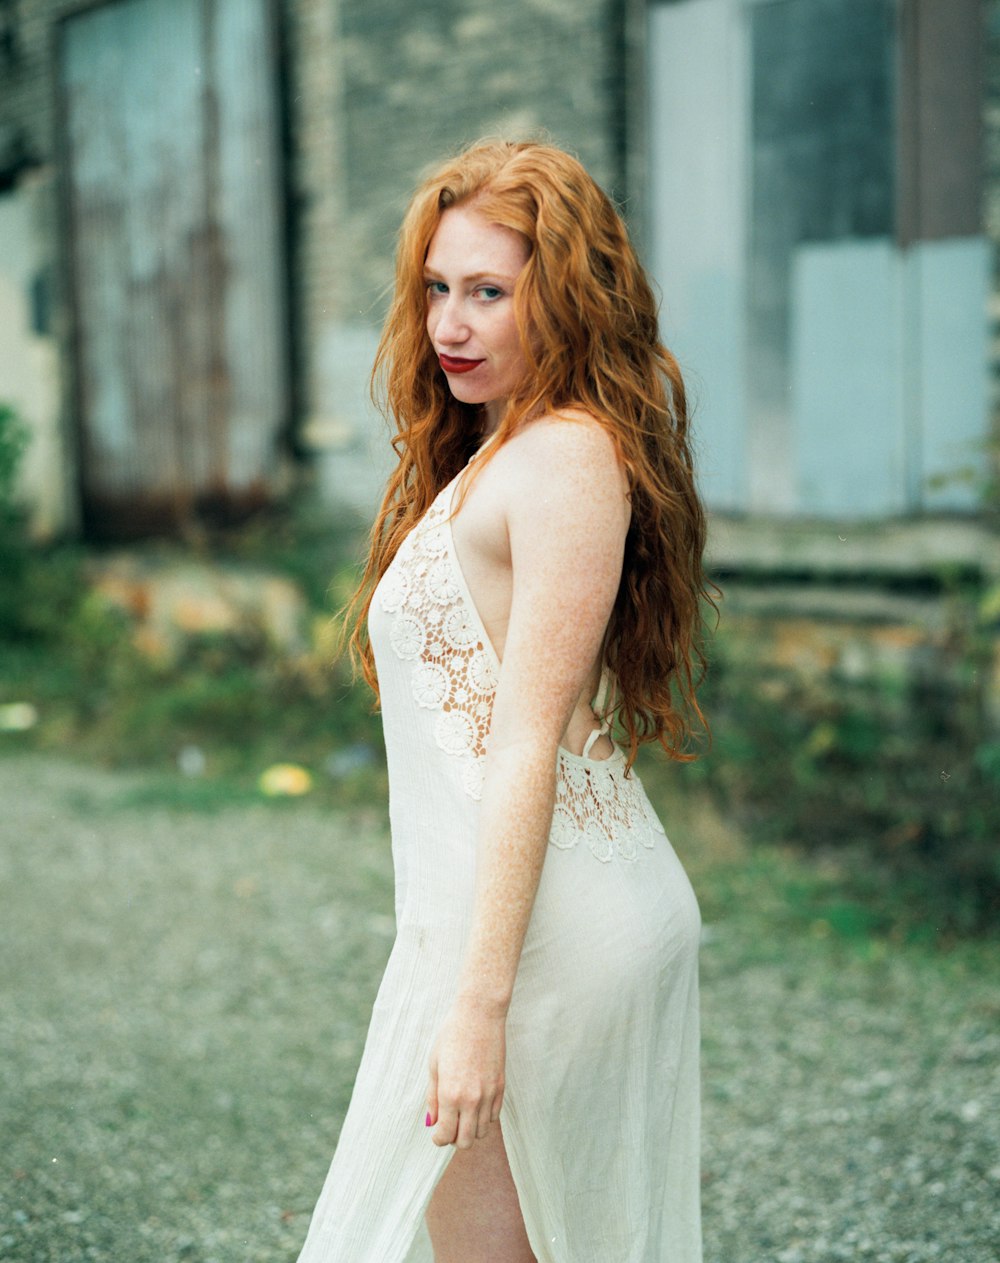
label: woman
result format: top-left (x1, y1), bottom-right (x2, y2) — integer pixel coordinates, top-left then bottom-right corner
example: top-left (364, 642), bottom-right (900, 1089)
top-left (297, 140), bottom-right (711, 1263)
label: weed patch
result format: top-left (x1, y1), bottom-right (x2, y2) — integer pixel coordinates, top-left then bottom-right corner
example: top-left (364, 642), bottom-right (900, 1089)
top-left (642, 619), bottom-right (1000, 937)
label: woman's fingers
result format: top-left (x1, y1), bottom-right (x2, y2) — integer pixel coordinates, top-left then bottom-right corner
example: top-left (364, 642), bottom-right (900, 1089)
top-left (430, 1090), bottom-right (501, 1148)
top-left (489, 1085), bottom-right (504, 1125)
top-left (455, 1108), bottom-right (479, 1150)
top-left (427, 1061), bottom-right (454, 1146)
top-left (431, 1099), bottom-right (459, 1148)
top-left (435, 1090), bottom-right (479, 1149)
top-left (475, 1087), bottom-right (501, 1138)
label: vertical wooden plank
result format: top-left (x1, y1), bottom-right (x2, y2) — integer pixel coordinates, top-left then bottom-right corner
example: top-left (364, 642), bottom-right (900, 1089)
top-left (914, 238), bottom-right (991, 510)
top-left (897, 0), bottom-right (984, 246)
top-left (213, 0), bottom-right (288, 490)
top-left (790, 239), bottom-right (906, 516)
top-left (747, 0), bottom-right (895, 516)
top-left (896, 0), bottom-right (989, 512)
top-left (647, 0), bottom-right (748, 512)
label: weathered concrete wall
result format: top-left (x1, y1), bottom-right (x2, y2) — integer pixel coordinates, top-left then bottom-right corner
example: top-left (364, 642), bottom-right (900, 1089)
top-left (0, 172), bottom-right (68, 537)
top-left (336, 0), bottom-right (619, 315)
top-left (288, 0), bottom-right (623, 513)
top-left (2, 0), bottom-right (625, 524)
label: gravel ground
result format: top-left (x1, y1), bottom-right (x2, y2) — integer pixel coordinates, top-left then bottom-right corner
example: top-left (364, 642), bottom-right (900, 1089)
top-left (1, 753), bottom-right (997, 1263)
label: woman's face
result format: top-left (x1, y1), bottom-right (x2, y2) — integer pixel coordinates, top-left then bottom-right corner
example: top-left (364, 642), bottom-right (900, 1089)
top-left (424, 205), bottom-right (530, 431)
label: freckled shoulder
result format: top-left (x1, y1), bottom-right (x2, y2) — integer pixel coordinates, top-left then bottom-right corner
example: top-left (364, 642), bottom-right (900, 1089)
top-left (501, 410), bottom-right (628, 504)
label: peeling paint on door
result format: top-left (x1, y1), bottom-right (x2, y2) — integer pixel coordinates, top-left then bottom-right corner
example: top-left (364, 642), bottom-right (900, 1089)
top-left (59, 0), bottom-right (287, 539)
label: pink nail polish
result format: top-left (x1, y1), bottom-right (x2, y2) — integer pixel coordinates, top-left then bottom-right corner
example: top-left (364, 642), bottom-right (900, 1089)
top-left (425, 1112), bottom-right (433, 1127)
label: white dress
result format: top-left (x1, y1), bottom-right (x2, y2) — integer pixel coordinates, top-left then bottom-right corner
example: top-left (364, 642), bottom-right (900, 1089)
top-left (297, 460), bottom-right (702, 1263)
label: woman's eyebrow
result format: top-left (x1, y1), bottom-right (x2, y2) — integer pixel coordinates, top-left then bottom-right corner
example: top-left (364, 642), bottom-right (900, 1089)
top-left (422, 267), bottom-right (516, 283)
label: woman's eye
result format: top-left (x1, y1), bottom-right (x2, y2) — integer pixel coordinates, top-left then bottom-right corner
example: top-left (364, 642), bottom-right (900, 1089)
top-left (476, 286), bottom-right (502, 301)
top-left (426, 281), bottom-right (448, 296)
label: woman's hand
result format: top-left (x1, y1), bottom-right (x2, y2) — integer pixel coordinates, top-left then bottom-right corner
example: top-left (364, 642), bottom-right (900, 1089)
top-left (426, 1000), bottom-right (506, 1149)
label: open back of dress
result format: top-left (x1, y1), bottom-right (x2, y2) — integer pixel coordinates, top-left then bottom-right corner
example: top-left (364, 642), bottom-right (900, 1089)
top-left (296, 470), bottom-right (702, 1263)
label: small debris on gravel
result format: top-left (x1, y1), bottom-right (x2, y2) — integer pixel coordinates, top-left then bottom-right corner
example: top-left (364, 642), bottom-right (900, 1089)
top-left (1, 755), bottom-right (997, 1263)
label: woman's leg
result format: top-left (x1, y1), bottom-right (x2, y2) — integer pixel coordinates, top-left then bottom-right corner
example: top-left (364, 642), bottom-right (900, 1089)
top-left (425, 1123), bottom-right (536, 1263)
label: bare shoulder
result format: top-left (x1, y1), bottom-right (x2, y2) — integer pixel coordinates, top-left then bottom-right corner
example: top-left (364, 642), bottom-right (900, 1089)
top-left (498, 409), bottom-right (627, 501)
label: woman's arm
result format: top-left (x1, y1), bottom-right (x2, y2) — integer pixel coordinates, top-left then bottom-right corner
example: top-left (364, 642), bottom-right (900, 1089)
top-left (427, 415), bottom-right (630, 1149)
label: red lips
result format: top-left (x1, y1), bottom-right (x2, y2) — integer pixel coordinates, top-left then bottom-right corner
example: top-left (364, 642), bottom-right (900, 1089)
top-left (439, 354), bottom-right (485, 375)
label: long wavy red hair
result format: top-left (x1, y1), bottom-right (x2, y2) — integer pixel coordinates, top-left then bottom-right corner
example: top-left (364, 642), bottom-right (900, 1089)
top-left (348, 139), bottom-right (714, 764)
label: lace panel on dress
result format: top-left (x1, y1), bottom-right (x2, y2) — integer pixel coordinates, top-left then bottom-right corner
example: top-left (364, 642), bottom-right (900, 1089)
top-left (379, 495), bottom-right (496, 801)
top-left (379, 485), bottom-right (666, 860)
top-left (551, 756), bottom-right (665, 863)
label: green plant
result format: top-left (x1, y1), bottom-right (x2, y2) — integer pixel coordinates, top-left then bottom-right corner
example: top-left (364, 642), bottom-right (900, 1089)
top-left (0, 402), bottom-right (31, 637)
top-left (649, 620), bottom-right (1000, 938)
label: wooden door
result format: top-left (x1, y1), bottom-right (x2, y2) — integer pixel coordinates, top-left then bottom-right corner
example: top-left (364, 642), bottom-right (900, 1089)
top-left (60, 0), bottom-right (287, 538)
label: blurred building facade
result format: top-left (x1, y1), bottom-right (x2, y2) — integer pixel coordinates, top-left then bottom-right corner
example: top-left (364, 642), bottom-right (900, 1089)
top-left (1, 0), bottom-right (293, 537)
top-left (0, 0), bottom-right (631, 537)
top-left (653, 0), bottom-right (988, 518)
top-left (0, 2), bottom-right (996, 574)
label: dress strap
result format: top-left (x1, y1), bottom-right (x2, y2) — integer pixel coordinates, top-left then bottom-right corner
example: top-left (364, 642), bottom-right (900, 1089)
top-left (592, 666), bottom-right (614, 721)
top-left (582, 667), bottom-right (615, 758)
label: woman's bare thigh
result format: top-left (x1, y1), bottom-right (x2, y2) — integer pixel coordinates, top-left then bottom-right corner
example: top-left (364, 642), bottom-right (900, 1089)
top-left (425, 1123), bottom-right (536, 1263)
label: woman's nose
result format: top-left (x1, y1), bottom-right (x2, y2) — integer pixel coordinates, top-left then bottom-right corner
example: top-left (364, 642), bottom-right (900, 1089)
top-left (434, 296), bottom-right (468, 345)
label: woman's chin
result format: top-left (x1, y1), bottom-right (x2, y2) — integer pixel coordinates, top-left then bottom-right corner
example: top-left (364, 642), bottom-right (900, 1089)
top-left (446, 384), bottom-right (493, 411)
